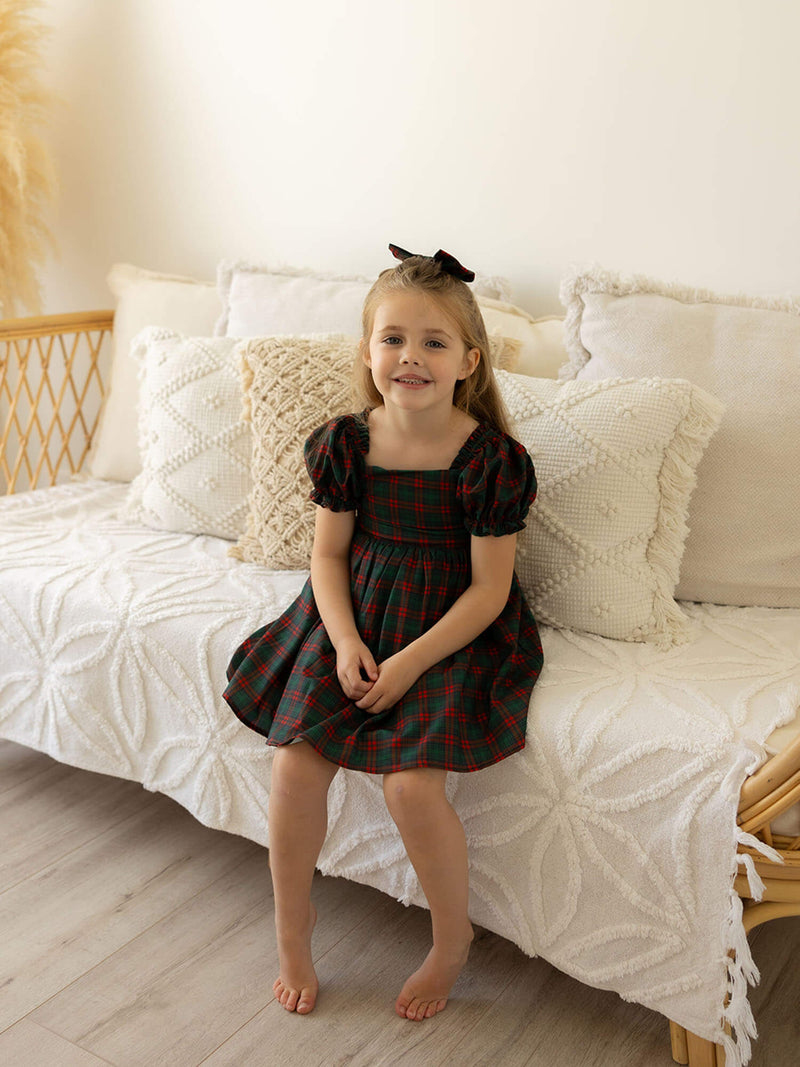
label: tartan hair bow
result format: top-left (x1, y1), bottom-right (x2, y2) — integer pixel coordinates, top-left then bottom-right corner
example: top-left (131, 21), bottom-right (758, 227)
top-left (388, 243), bottom-right (476, 283)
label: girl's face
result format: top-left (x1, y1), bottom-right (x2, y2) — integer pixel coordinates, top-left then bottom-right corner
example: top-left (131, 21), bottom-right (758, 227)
top-left (363, 292), bottom-right (479, 416)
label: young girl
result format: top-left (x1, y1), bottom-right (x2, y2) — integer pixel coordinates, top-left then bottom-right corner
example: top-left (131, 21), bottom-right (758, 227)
top-left (224, 244), bottom-right (543, 1022)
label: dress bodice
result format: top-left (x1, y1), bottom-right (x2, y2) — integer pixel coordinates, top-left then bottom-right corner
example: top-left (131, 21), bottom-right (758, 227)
top-left (358, 468), bottom-right (469, 549)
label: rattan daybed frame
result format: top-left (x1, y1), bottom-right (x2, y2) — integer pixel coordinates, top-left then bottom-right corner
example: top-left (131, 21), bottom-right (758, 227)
top-left (2, 310), bottom-right (799, 1066)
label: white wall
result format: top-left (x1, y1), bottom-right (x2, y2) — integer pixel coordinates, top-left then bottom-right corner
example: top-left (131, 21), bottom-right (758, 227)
top-left (39, 0), bottom-right (800, 316)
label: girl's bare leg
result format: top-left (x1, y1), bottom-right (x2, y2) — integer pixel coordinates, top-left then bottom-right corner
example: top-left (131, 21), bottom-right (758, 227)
top-left (268, 742), bottom-right (339, 1013)
top-left (383, 768), bottom-right (474, 1021)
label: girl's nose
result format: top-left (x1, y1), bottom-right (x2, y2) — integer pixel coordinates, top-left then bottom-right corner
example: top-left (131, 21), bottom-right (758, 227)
top-left (400, 345), bottom-right (422, 364)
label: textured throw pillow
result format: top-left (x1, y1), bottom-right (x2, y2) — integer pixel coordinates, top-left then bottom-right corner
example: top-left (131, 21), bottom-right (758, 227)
top-left (122, 330), bottom-right (251, 540)
top-left (215, 259), bottom-right (512, 338)
top-left (559, 265), bottom-right (800, 608)
top-left (230, 335), bottom-right (357, 568)
top-left (90, 264), bottom-right (222, 483)
top-left (496, 371), bottom-right (725, 646)
top-left (231, 335), bottom-right (519, 569)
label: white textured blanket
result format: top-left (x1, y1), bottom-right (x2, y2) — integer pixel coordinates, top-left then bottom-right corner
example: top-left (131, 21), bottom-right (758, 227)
top-left (1, 481), bottom-right (798, 1065)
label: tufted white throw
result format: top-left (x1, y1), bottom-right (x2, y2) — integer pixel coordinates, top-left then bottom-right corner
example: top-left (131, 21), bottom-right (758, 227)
top-left (1, 481), bottom-right (798, 1065)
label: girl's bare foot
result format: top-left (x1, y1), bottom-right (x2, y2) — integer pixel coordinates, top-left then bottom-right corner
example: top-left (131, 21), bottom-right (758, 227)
top-left (395, 926), bottom-right (473, 1021)
top-left (273, 903), bottom-right (318, 1014)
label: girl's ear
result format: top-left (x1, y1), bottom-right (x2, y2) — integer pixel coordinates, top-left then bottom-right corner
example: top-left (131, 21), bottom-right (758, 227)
top-left (359, 338), bottom-right (371, 367)
top-left (458, 347), bottom-right (480, 380)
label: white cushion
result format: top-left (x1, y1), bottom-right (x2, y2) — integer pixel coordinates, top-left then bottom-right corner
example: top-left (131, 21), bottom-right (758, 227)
top-left (559, 265), bottom-right (800, 607)
top-left (496, 371), bottom-right (725, 647)
top-left (121, 330), bottom-right (251, 540)
top-left (215, 259), bottom-right (513, 338)
top-left (478, 299), bottom-right (568, 378)
top-left (90, 265), bottom-right (222, 482)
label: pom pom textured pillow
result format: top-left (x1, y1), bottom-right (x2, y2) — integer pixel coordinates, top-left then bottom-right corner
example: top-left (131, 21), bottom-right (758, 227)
top-left (496, 371), bottom-right (725, 646)
top-left (559, 265), bottom-right (800, 607)
top-left (232, 335), bottom-right (521, 569)
top-left (122, 330), bottom-right (251, 540)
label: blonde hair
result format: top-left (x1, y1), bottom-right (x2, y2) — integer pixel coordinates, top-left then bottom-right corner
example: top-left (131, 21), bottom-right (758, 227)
top-left (355, 256), bottom-right (510, 435)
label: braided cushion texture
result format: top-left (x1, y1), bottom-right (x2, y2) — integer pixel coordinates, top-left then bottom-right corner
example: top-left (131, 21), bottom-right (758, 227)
top-left (496, 371), bottom-right (725, 646)
top-left (122, 330), bottom-right (251, 539)
top-left (560, 265), bottom-right (800, 607)
top-left (231, 334), bottom-right (521, 569)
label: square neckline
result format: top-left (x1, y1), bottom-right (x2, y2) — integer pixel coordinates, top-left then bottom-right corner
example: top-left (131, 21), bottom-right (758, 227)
top-left (355, 410), bottom-right (486, 474)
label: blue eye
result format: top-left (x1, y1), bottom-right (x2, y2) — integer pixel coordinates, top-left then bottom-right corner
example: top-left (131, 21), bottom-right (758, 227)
top-left (426, 339), bottom-right (445, 349)
top-left (382, 336), bottom-right (402, 345)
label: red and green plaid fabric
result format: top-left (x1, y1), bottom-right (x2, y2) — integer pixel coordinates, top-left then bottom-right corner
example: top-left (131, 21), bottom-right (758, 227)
top-left (223, 414), bottom-right (543, 774)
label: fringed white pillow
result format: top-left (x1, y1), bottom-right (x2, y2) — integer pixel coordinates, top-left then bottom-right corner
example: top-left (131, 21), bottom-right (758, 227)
top-left (122, 330), bottom-right (251, 540)
top-left (559, 265), bottom-right (800, 607)
top-left (496, 371), bottom-right (725, 647)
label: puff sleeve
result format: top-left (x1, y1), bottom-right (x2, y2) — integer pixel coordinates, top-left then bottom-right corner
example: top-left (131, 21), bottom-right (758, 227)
top-left (458, 430), bottom-right (536, 536)
top-left (304, 415), bottom-right (365, 511)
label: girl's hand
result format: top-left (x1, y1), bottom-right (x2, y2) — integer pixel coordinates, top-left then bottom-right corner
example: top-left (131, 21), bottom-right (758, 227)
top-left (336, 637), bottom-right (379, 701)
top-left (355, 649), bottom-right (422, 715)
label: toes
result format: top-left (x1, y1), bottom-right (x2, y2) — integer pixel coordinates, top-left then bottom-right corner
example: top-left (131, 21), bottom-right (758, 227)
top-left (296, 991), bottom-right (315, 1014)
top-left (284, 987), bottom-right (300, 1011)
top-left (273, 977), bottom-right (317, 1014)
top-left (396, 994), bottom-right (447, 1021)
top-left (405, 997), bottom-right (422, 1021)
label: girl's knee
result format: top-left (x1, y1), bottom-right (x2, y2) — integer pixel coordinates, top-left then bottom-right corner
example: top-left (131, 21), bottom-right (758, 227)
top-left (383, 768), bottom-right (447, 816)
top-left (271, 743), bottom-right (338, 799)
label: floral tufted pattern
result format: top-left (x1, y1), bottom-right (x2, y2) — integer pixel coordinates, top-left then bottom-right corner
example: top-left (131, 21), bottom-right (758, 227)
top-left (1, 482), bottom-right (799, 1065)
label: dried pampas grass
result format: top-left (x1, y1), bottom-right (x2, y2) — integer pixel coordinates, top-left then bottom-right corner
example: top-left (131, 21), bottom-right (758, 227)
top-left (0, 0), bottom-right (57, 317)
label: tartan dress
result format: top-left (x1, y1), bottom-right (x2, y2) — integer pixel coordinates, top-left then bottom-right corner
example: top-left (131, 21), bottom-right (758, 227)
top-left (223, 413), bottom-right (543, 774)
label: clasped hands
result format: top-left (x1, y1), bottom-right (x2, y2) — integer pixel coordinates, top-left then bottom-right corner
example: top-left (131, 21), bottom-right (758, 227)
top-left (335, 636), bottom-right (420, 715)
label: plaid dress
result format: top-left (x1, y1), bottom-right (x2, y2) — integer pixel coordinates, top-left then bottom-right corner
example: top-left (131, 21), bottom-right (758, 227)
top-left (223, 413), bottom-right (543, 774)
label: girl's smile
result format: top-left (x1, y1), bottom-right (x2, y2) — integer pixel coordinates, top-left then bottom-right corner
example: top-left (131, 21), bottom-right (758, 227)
top-left (393, 373), bottom-right (432, 388)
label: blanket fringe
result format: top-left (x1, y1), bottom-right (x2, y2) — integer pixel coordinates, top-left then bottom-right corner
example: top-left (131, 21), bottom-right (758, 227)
top-left (714, 780), bottom-right (786, 1066)
top-left (719, 891), bottom-right (759, 1067)
top-left (735, 828), bottom-right (784, 901)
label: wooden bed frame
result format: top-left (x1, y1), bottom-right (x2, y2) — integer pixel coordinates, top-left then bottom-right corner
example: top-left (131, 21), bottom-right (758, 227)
top-left (2, 311), bottom-right (799, 1066)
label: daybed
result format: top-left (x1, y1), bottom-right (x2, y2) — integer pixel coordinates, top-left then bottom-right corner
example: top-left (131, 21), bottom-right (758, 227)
top-left (1, 261), bottom-right (799, 1067)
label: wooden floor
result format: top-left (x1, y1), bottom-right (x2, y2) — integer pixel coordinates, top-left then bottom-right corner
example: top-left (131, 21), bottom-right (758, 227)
top-left (1, 741), bottom-right (798, 1067)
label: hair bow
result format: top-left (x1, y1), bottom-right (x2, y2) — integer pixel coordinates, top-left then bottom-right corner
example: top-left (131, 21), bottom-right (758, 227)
top-left (388, 243), bottom-right (476, 283)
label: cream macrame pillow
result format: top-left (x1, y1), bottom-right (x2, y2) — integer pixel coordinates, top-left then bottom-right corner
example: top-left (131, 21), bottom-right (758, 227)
top-left (231, 334), bottom-right (520, 569)
top-left (496, 371), bottom-right (725, 647)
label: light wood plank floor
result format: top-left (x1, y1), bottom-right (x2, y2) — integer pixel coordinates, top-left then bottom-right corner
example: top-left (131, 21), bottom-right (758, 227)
top-left (1, 739), bottom-right (798, 1066)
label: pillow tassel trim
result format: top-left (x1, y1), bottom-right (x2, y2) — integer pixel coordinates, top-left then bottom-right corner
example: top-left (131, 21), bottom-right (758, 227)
top-left (646, 385), bottom-right (726, 649)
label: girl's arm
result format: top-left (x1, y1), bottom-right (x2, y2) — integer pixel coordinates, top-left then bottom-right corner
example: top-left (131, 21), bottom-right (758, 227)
top-left (356, 532), bottom-right (518, 714)
top-left (310, 506), bottom-right (378, 700)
